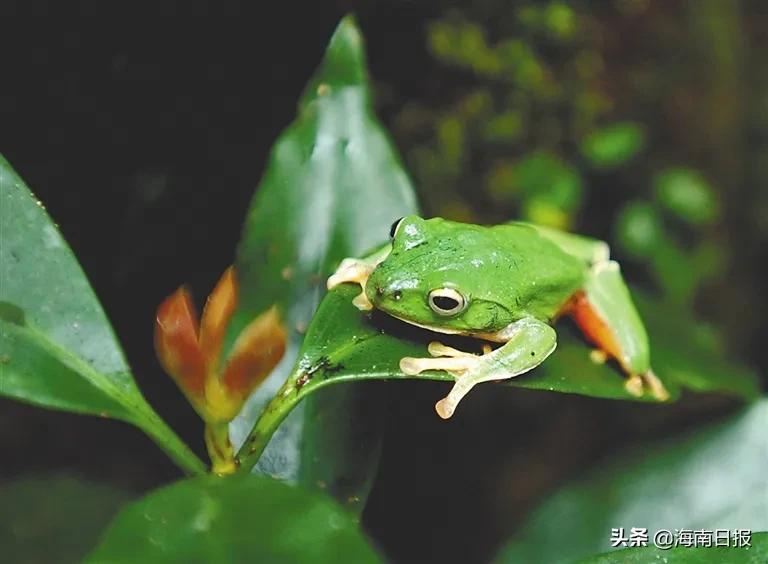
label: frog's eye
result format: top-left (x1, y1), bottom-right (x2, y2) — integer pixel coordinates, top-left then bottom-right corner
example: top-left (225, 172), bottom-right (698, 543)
top-left (428, 288), bottom-right (466, 316)
top-left (389, 217), bottom-right (405, 239)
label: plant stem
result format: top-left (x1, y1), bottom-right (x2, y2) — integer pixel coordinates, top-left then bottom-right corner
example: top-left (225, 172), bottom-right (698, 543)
top-left (141, 411), bottom-right (207, 476)
top-left (205, 421), bottom-right (236, 475)
top-left (234, 375), bottom-right (307, 474)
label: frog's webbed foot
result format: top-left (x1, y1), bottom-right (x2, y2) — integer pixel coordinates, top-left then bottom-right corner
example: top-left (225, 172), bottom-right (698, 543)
top-left (400, 318), bottom-right (557, 419)
top-left (400, 341), bottom-right (488, 419)
top-left (400, 342), bottom-right (486, 377)
top-left (327, 258), bottom-right (375, 311)
top-left (327, 245), bottom-right (392, 312)
top-left (625, 369), bottom-right (669, 401)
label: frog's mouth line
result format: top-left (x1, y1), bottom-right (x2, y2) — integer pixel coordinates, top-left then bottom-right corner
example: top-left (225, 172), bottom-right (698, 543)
top-left (383, 312), bottom-right (509, 343)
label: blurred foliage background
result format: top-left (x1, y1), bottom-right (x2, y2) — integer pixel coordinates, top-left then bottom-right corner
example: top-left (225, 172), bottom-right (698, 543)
top-left (1, 1), bottom-right (765, 563)
top-left (377, 0), bottom-right (766, 357)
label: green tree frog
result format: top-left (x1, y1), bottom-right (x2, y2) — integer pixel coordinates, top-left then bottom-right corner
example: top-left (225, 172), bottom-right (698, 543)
top-left (327, 216), bottom-right (669, 419)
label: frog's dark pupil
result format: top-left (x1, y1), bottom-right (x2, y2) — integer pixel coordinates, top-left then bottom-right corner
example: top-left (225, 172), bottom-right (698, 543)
top-left (432, 295), bottom-right (459, 311)
top-left (389, 217), bottom-right (404, 238)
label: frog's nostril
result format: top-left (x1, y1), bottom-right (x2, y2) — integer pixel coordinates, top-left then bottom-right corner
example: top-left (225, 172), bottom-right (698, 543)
top-left (375, 286), bottom-right (384, 297)
top-left (393, 290), bottom-right (403, 301)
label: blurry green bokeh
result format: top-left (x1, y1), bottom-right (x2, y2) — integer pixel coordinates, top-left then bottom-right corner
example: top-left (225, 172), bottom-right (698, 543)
top-left (391, 0), bottom-right (763, 365)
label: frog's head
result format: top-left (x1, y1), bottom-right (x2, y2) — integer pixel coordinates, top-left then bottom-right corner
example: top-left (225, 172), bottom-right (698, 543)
top-left (365, 215), bottom-right (515, 336)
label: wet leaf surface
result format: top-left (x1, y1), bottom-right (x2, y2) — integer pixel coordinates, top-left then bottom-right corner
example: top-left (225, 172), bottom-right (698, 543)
top-left (0, 155), bottom-right (204, 474)
top-left (86, 475), bottom-right (381, 563)
top-left (0, 474), bottom-right (132, 564)
top-left (495, 400), bottom-right (768, 563)
top-left (279, 285), bottom-right (758, 409)
top-left (225, 16), bottom-right (418, 514)
top-left (578, 532), bottom-right (767, 563)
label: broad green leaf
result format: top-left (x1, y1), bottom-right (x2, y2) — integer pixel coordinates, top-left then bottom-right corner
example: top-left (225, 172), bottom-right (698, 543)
top-left (298, 383), bottom-right (388, 513)
top-left (581, 122), bottom-right (646, 169)
top-left (0, 474), bottom-right (132, 564)
top-left (495, 399), bottom-right (768, 563)
top-left (0, 155), bottom-right (204, 475)
top-left (271, 285), bottom-right (654, 400)
top-left (654, 168), bottom-right (719, 225)
top-left (235, 279), bottom-right (758, 474)
top-left (226, 15), bottom-right (418, 513)
top-left (579, 532), bottom-right (767, 563)
top-left (86, 475), bottom-right (381, 563)
top-left (241, 284), bottom-right (756, 415)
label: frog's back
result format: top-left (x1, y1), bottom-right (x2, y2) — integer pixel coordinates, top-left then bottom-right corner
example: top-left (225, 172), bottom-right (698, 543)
top-left (439, 220), bottom-right (587, 320)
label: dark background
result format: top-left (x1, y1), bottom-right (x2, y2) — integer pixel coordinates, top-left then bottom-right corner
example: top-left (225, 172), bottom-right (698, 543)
top-left (1, 1), bottom-right (766, 563)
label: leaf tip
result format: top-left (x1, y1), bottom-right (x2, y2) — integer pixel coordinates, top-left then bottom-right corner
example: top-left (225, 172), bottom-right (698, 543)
top-left (304, 13), bottom-right (368, 100)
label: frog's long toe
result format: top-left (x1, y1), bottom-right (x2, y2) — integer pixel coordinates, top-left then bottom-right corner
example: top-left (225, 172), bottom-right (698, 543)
top-left (435, 397), bottom-right (457, 420)
top-left (623, 371), bottom-right (670, 401)
top-left (351, 292), bottom-right (373, 311)
top-left (624, 374), bottom-right (643, 397)
top-left (398, 354), bottom-right (477, 376)
top-left (643, 370), bottom-right (670, 401)
top-left (426, 341), bottom-right (479, 358)
top-left (400, 342), bottom-right (495, 420)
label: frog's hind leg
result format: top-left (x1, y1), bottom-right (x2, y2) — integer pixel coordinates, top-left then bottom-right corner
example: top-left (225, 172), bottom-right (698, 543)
top-left (400, 318), bottom-right (557, 419)
top-left (524, 223), bottom-right (610, 266)
top-left (568, 260), bottom-right (669, 401)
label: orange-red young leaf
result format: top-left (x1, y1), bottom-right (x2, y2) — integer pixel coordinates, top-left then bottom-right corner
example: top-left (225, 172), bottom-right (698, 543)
top-left (223, 306), bottom-right (287, 403)
top-left (155, 287), bottom-right (206, 402)
top-left (199, 266), bottom-right (238, 369)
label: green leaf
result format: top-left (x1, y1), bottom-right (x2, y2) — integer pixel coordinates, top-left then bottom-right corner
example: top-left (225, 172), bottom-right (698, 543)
top-left (226, 15), bottom-right (418, 513)
top-left (0, 155), bottom-right (204, 475)
top-left (282, 285), bottom-right (660, 401)
top-left (654, 167), bottom-right (719, 225)
top-left (495, 400), bottom-right (768, 563)
top-left (579, 532), bottom-right (768, 563)
top-left (0, 301), bottom-right (25, 325)
top-left (581, 122), bottom-right (646, 169)
top-left (307, 284), bottom-right (755, 402)
top-left (86, 475), bottom-right (382, 563)
top-left (236, 280), bottom-right (758, 474)
top-left (633, 293), bottom-right (759, 399)
top-left (0, 474), bottom-right (132, 564)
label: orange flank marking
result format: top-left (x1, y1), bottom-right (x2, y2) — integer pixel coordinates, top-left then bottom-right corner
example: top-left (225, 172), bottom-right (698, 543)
top-left (562, 292), bottom-right (626, 372)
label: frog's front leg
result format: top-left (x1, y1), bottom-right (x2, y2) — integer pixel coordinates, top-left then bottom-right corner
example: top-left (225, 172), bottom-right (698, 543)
top-left (569, 260), bottom-right (669, 401)
top-left (327, 244), bottom-right (391, 311)
top-left (400, 317), bottom-right (557, 419)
